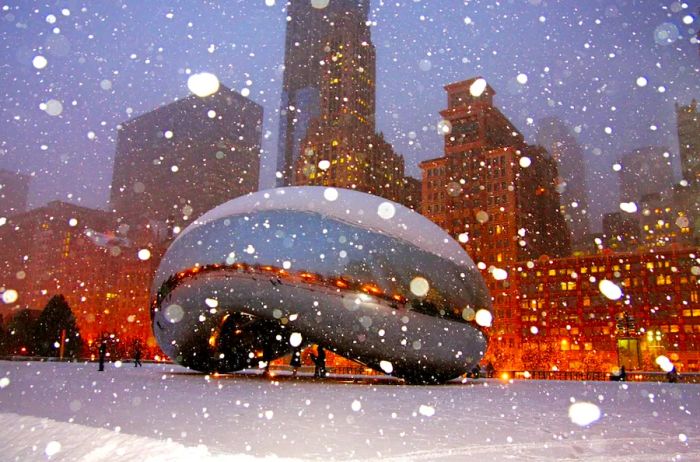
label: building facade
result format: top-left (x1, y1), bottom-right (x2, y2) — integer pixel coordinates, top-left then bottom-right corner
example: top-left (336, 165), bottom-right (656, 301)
top-left (602, 212), bottom-right (640, 252)
top-left (111, 85), bottom-right (262, 230)
top-left (618, 146), bottom-right (674, 203)
top-left (490, 248), bottom-right (700, 373)
top-left (420, 78), bottom-right (570, 267)
top-left (0, 202), bottom-right (165, 352)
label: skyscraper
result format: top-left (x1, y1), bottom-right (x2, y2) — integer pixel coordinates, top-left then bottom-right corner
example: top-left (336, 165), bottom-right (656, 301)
top-left (536, 118), bottom-right (591, 247)
top-left (111, 85), bottom-right (262, 230)
top-left (291, 0), bottom-right (407, 203)
top-left (676, 99), bottom-right (700, 185)
top-left (276, 0), bottom-right (371, 187)
top-left (420, 78), bottom-right (570, 369)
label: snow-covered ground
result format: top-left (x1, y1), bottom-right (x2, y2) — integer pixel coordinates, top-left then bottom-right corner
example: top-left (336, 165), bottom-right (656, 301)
top-left (0, 361), bottom-right (698, 461)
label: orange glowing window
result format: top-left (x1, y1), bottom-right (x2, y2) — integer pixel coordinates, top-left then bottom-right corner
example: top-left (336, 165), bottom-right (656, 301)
top-left (361, 283), bottom-right (383, 296)
top-left (301, 272), bottom-right (319, 282)
top-left (334, 278), bottom-right (350, 289)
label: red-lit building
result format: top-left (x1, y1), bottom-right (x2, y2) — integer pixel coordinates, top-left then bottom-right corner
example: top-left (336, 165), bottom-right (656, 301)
top-left (486, 248), bottom-right (700, 373)
top-left (0, 201), bottom-right (165, 353)
top-left (420, 78), bottom-right (570, 267)
top-left (420, 78), bottom-right (570, 364)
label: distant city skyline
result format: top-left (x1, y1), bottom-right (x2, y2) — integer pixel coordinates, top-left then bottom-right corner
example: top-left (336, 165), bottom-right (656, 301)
top-left (0, 0), bottom-right (698, 232)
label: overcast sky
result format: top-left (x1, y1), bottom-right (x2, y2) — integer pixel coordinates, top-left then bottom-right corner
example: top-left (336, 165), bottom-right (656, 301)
top-left (0, 0), bottom-right (698, 231)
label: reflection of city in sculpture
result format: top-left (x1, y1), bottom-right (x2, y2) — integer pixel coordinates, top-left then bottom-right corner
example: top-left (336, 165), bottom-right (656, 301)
top-left (151, 187), bottom-right (492, 384)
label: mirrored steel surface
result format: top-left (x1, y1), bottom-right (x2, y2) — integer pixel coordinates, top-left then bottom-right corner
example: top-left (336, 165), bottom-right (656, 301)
top-left (151, 187), bottom-right (492, 383)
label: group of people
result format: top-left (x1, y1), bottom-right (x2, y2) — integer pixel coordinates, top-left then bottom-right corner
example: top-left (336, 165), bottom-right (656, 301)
top-left (290, 345), bottom-right (326, 378)
top-left (611, 364), bottom-right (682, 383)
top-left (467, 362), bottom-right (495, 379)
top-left (97, 339), bottom-right (142, 371)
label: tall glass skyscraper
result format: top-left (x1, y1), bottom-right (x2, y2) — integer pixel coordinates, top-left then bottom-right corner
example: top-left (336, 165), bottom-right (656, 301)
top-left (276, 0), bottom-right (370, 186)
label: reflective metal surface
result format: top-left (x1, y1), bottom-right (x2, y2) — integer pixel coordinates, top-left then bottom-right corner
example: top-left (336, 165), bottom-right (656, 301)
top-left (151, 187), bottom-right (492, 383)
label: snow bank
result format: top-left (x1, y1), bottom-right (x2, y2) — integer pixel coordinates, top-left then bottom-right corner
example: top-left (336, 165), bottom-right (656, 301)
top-left (1, 361), bottom-right (698, 461)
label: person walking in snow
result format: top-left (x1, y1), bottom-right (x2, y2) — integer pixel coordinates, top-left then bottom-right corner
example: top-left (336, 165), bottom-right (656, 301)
top-left (98, 340), bottom-right (107, 372)
top-left (485, 362), bottom-right (495, 378)
top-left (133, 341), bottom-right (143, 367)
top-left (311, 345), bottom-right (326, 378)
top-left (619, 365), bottom-right (627, 381)
top-left (667, 365), bottom-right (679, 383)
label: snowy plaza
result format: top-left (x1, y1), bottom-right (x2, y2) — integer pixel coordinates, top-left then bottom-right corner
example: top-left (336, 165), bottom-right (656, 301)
top-left (0, 360), bottom-right (698, 461)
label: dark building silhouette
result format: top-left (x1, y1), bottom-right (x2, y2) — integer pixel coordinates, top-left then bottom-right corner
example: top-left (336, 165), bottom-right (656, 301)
top-left (277, 0), bottom-right (371, 187)
top-left (536, 118), bottom-right (591, 248)
top-left (677, 99), bottom-right (700, 185)
top-left (401, 176), bottom-right (422, 212)
top-left (618, 146), bottom-right (674, 204)
top-left (111, 85), bottom-right (262, 230)
top-left (0, 169), bottom-right (30, 216)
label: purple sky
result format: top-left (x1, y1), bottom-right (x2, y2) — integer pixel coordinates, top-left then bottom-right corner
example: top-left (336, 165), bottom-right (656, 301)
top-left (0, 0), bottom-right (698, 231)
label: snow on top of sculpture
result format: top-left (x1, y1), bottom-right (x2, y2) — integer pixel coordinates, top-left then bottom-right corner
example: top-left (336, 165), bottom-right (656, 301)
top-left (177, 187), bottom-right (477, 270)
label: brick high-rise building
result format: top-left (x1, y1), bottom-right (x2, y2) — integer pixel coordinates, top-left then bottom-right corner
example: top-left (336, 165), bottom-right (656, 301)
top-left (420, 78), bottom-right (570, 363)
top-left (536, 118), bottom-right (591, 248)
top-left (677, 99), bottom-right (700, 185)
top-left (292, 1), bottom-right (408, 204)
top-left (0, 169), bottom-right (30, 216)
top-left (277, 0), bottom-right (371, 187)
top-left (420, 78), bottom-right (570, 267)
top-left (111, 85), bottom-right (262, 230)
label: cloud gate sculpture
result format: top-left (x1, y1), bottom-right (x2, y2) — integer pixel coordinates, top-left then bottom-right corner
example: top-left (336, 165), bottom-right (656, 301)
top-left (151, 187), bottom-right (492, 384)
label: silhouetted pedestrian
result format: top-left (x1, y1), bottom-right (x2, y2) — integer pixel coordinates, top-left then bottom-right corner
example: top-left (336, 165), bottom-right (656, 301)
top-left (485, 362), bottom-right (495, 378)
top-left (289, 347), bottom-right (302, 377)
top-left (98, 340), bottom-right (107, 372)
top-left (470, 365), bottom-right (481, 379)
top-left (133, 341), bottom-right (142, 367)
top-left (667, 366), bottom-right (679, 383)
top-left (611, 365), bottom-right (626, 381)
top-left (311, 345), bottom-right (326, 378)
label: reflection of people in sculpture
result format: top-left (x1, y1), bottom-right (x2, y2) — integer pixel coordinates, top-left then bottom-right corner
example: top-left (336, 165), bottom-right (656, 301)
top-left (310, 345), bottom-right (326, 378)
top-left (289, 347), bottom-right (302, 377)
